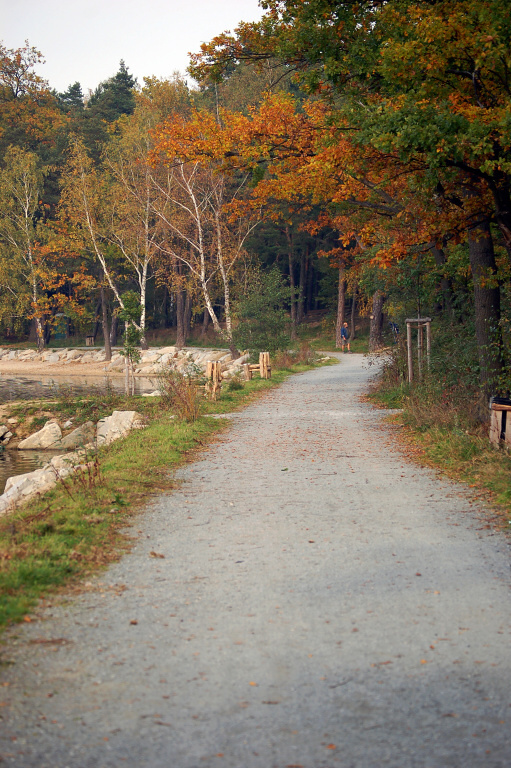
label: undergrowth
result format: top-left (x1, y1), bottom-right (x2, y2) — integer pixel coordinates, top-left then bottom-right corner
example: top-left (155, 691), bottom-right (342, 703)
top-left (367, 335), bottom-right (511, 520)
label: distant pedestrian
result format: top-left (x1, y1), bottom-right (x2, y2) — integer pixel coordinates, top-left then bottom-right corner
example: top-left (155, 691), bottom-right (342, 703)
top-left (341, 322), bottom-right (350, 352)
top-left (389, 322), bottom-right (399, 344)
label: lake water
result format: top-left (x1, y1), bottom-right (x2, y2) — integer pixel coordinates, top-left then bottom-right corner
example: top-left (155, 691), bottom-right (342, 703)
top-left (0, 373), bottom-right (159, 495)
top-left (0, 374), bottom-right (158, 401)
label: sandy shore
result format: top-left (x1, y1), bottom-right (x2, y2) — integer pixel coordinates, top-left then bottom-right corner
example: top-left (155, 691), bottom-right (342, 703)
top-left (0, 360), bottom-right (125, 379)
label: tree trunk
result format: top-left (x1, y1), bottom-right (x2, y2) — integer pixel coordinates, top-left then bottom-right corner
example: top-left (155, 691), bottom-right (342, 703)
top-left (184, 291), bottom-right (192, 343)
top-left (285, 226), bottom-right (297, 340)
top-left (350, 282), bottom-right (358, 341)
top-left (92, 299), bottom-right (102, 341)
top-left (297, 247), bottom-right (307, 323)
top-left (200, 308), bottom-right (210, 340)
top-left (369, 290), bottom-right (385, 352)
top-left (101, 286), bottom-right (112, 362)
top-left (175, 288), bottom-right (186, 349)
top-left (110, 314), bottom-right (118, 347)
top-left (335, 265), bottom-right (346, 348)
top-left (430, 243), bottom-right (453, 313)
top-left (467, 219), bottom-right (503, 392)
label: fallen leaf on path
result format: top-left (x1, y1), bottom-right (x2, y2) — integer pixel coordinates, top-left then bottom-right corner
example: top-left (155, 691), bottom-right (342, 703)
top-left (326, 744), bottom-right (337, 750)
top-left (130, 619), bottom-right (138, 625)
top-left (249, 681), bottom-right (258, 686)
top-left (150, 551), bottom-right (165, 559)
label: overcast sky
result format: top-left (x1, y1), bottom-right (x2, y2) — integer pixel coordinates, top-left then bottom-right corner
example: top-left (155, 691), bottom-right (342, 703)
top-left (1, 0), bottom-right (263, 94)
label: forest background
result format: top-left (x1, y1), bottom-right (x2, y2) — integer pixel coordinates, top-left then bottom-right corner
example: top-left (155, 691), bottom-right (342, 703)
top-left (1, 0), bottom-right (511, 415)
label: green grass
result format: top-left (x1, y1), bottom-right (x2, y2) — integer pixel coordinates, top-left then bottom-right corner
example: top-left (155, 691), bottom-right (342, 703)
top-left (0, 359), bottom-right (331, 633)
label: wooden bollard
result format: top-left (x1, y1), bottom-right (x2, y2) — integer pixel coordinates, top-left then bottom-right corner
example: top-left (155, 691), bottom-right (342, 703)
top-left (243, 363), bottom-right (252, 381)
top-left (259, 352), bottom-right (271, 379)
top-left (205, 360), bottom-right (222, 399)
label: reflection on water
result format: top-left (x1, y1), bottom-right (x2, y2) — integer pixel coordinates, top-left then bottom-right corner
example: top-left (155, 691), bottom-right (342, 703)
top-left (0, 373), bottom-right (158, 496)
top-left (0, 374), bottom-right (158, 402)
top-left (0, 449), bottom-right (59, 494)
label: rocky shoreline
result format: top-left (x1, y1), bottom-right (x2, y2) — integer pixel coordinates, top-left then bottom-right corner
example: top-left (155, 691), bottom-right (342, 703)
top-left (0, 346), bottom-right (252, 516)
top-left (0, 410), bottom-right (145, 516)
top-left (0, 345), bottom-right (248, 378)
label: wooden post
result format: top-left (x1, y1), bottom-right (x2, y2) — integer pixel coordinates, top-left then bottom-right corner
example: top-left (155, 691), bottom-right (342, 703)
top-left (426, 321), bottom-right (431, 370)
top-left (205, 360), bottom-right (223, 399)
top-left (490, 408), bottom-right (503, 446)
top-left (259, 352), bottom-right (271, 379)
top-left (405, 318), bottom-right (432, 385)
top-left (406, 321), bottom-right (413, 383)
top-left (243, 363), bottom-right (252, 381)
top-left (417, 323), bottom-right (423, 380)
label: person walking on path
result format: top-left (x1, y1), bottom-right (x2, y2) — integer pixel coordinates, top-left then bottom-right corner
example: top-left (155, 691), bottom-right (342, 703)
top-left (340, 320), bottom-right (350, 351)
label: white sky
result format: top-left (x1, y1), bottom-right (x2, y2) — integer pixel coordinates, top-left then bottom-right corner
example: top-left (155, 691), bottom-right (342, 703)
top-left (1, 0), bottom-right (263, 94)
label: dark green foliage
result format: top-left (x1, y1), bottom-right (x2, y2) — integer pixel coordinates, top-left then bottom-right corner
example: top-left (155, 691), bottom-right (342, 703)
top-left (118, 290), bottom-right (142, 364)
top-left (57, 82), bottom-right (85, 113)
top-left (88, 60), bottom-right (136, 121)
top-left (233, 267), bottom-right (291, 355)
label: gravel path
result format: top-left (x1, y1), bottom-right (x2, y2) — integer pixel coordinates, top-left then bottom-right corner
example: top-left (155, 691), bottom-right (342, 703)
top-left (1, 354), bottom-right (510, 768)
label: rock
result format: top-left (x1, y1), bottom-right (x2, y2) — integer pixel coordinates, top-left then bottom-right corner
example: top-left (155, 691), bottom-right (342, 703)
top-left (66, 349), bottom-right (82, 360)
top-left (0, 455), bottom-right (81, 516)
top-left (57, 421), bottom-right (95, 450)
top-left (18, 421), bottom-right (62, 450)
top-left (7, 350), bottom-right (18, 360)
top-left (63, 420), bottom-right (73, 429)
top-left (7, 417), bottom-right (18, 425)
top-left (0, 425), bottom-right (8, 439)
top-left (142, 390), bottom-right (161, 397)
top-left (106, 357), bottom-right (125, 370)
top-left (2, 432), bottom-right (12, 445)
top-left (231, 353), bottom-right (250, 366)
top-left (140, 351), bottom-right (161, 363)
top-left (50, 452), bottom-right (82, 473)
top-left (4, 466), bottom-right (57, 498)
top-left (47, 353), bottom-right (60, 364)
top-left (96, 411), bottom-right (144, 446)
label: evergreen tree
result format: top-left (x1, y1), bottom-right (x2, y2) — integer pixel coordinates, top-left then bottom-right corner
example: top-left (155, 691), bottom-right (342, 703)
top-left (57, 82), bottom-right (84, 113)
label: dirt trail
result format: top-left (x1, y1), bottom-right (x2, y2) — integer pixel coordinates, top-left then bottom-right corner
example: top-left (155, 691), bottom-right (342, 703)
top-left (1, 354), bottom-right (510, 768)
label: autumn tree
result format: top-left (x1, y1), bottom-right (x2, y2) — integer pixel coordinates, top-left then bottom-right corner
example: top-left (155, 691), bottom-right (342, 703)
top-left (190, 0), bottom-right (511, 387)
top-left (151, 108), bottom-right (261, 353)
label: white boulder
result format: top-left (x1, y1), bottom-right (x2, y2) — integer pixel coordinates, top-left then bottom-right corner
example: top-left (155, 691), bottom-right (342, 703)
top-left (96, 410), bottom-right (144, 446)
top-left (18, 421), bottom-right (62, 450)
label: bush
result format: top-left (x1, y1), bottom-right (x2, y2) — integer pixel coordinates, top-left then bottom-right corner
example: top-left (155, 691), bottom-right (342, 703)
top-left (156, 366), bottom-right (203, 422)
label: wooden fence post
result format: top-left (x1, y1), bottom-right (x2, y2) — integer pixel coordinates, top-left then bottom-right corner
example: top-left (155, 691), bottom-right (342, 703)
top-left (259, 352), bottom-right (271, 379)
top-left (205, 360), bottom-right (222, 399)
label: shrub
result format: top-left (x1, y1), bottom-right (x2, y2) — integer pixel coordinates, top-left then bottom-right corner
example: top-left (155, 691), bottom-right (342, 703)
top-left (156, 366), bottom-right (203, 422)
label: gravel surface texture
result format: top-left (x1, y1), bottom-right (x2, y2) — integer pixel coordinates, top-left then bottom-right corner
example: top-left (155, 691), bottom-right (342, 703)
top-left (0, 353), bottom-right (510, 768)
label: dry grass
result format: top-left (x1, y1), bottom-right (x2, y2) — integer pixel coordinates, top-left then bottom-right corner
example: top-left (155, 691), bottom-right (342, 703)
top-left (156, 365), bottom-right (204, 422)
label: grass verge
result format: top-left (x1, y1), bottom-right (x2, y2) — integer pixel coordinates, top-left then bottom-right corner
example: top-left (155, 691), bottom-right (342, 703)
top-left (367, 380), bottom-right (511, 523)
top-left (0, 361), bottom-right (330, 633)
